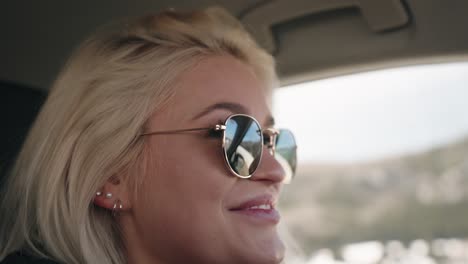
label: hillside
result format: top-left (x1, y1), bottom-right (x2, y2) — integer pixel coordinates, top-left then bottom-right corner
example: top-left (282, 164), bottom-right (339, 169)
top-left (279, 135), bottom-right (468, 254)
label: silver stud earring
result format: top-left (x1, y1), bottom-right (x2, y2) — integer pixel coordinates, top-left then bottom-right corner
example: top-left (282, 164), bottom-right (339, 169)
top-left (96, 191), bottom-right (102, 196)
top-left (105, 193), bottom-right (113, 199)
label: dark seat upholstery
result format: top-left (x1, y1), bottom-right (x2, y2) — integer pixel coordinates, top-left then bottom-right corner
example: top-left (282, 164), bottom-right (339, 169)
top-left (0, 81), bottom-right (46, 189)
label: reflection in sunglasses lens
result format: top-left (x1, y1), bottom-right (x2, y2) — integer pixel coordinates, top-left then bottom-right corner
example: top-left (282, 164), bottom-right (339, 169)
top-left (224, 116), bottom-right (262, 176)
top-left (223, 115), bottom-right (297, 181)
top-left (275, 129), bottom-right (297, 183)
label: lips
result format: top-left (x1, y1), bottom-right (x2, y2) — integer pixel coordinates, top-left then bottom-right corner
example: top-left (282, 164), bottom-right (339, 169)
top-left (230, 195), bottom-right (276, 211)
top-left (228, 195), bottom-right (280, 224)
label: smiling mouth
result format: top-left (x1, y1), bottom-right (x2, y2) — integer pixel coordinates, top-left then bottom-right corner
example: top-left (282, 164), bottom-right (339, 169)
top-left (228, 196), bottom-right (280, 224)
top-left (245, 204), bottom-right (273, 210)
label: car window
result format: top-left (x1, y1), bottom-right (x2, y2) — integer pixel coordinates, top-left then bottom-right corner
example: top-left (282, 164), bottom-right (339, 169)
top-left (275, 62), bottom-right (468, 264)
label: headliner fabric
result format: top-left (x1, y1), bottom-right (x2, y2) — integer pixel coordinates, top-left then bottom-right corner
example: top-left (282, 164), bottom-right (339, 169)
top-left (0, 81), bottom-right (46, 188)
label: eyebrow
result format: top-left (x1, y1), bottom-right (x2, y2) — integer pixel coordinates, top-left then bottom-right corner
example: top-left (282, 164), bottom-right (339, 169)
top-left (192, 102), bottom-right (248, 120)
top-left (192, 101), bottom-right (276, 127)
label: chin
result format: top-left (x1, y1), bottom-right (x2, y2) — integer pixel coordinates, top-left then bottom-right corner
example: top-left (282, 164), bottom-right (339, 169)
top-left (265, 243), bottom-right (285, 264)
top-left (250, 250), bottom-right (285, 264)
top-left (260, 252), bottom-right (285, 264)
top-left (247, 236), bottom-right (286, 264)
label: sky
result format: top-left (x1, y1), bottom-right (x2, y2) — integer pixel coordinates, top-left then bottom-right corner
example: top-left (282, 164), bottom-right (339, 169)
top-left (273, 62), bottom-right (468, 163)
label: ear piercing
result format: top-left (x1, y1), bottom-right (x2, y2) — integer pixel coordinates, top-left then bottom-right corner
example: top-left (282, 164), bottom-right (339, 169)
top-left (95, 191), bottom-right (113, 198)
top-left (112, 199), bottom-right (123, 216)
top-left (94, 191), bottom-right (123, 216)
top-left (113, 200), bottom-right (123, 210)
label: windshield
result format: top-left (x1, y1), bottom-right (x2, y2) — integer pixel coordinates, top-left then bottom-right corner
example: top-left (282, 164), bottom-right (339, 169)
top-left (275, 62), bottom-right (468, 264)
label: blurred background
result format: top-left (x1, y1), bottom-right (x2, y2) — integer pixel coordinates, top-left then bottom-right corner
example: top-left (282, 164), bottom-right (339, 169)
top-left (275, 62), bottom-right (468, 264)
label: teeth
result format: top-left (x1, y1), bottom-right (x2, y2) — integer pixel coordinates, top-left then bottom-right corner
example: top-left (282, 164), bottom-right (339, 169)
top-left (248, 204), bottom-right (272, 210)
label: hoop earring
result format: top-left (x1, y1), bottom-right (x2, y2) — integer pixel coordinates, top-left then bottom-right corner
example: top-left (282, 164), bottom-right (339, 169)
top-left (112, 199), bottom-right (123, 216)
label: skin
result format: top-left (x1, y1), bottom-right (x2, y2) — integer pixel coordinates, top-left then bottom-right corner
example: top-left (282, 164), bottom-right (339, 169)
top-left (96, 55), bottom-right (286, 264)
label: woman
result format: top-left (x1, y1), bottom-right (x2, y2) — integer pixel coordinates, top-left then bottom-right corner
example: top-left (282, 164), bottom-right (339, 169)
top-left (0, 6), bottom-right (297, 264)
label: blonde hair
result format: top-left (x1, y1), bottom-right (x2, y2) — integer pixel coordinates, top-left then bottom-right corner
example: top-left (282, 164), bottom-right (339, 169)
top-left (0, 7), bottom-right (277, 264)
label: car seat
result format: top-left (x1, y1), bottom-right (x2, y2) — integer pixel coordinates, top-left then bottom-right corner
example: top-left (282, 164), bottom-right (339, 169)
top-left (0, 81), bottom-right (46, 190)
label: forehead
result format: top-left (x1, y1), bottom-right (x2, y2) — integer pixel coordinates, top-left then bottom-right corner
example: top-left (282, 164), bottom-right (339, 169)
top-left (166, 56), bottom-right (271, 122)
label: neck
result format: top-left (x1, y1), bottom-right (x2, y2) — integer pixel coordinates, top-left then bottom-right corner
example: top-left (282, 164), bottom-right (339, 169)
top-left (119, 214), bottom-right (167, 264)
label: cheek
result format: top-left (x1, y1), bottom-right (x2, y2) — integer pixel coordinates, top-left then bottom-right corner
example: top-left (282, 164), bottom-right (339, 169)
top-left (131, 136), bottom-right (236, 259)
top-left (149, 135), bottom-right (230, 204)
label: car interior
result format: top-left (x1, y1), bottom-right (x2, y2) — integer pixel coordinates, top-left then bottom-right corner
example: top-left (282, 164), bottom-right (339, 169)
top-left (1, 0), bottom-right (468, 263)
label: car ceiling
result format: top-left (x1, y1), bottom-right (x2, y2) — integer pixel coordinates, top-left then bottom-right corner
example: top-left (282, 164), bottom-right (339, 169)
top-left (1, 0), bottom-right (468, 91)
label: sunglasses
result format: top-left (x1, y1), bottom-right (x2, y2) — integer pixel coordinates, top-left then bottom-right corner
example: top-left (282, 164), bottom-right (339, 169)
top-left (141, 114), bottom-right (297, 183)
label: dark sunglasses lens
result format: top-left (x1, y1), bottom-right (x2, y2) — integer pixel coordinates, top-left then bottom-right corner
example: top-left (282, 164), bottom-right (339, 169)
top-left (224, 116), bottom-right (263, 176)
top-left (275, 129), bottom-right (297, 183)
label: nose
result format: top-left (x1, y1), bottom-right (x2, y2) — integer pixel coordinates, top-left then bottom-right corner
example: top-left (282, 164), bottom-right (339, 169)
top-left (250, 146), bottom-right (286, 184)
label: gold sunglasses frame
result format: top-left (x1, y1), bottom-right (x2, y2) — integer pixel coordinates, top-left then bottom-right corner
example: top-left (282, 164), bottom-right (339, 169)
top-left (140, 114), bottom-right (281, 179)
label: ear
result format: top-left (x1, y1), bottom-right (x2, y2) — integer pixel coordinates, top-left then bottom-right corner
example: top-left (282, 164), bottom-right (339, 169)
top-left (93, 174), bottom-right (132, 213)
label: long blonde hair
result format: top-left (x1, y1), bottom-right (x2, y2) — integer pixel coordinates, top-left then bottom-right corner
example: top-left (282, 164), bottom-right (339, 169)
top-left (0, 7), bottom-right (277, 264)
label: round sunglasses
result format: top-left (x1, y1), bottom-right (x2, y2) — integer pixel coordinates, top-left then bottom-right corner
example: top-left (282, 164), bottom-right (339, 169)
top-left (141, 114), bottom-right (297, 183)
